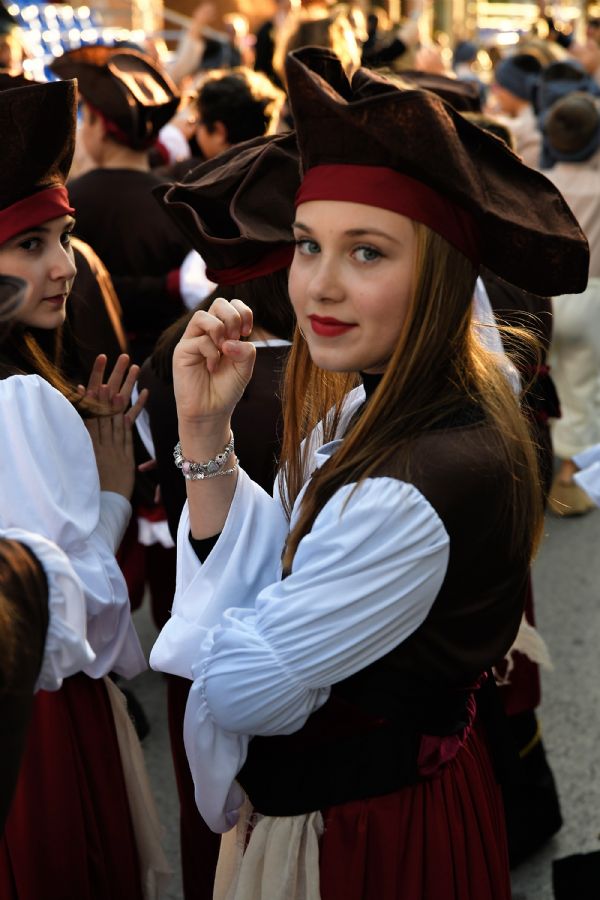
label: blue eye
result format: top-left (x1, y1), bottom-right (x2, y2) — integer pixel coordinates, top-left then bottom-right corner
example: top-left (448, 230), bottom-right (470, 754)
top-left (354, 245), bottom-right (381, 263)
top-left (295, 238), bottom-right (320, 255)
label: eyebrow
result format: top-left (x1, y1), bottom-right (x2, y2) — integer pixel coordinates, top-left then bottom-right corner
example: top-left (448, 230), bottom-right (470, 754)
top-left (13, 216), bottom-right (76, 240)
top-left (292, 221), bottom-right (401, 243)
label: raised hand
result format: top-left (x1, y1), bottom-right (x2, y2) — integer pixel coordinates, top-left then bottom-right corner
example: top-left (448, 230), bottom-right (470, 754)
top-left (86, 397), bottom-right (137, 499)
top-left (78, 353), bottom-right (141, 414)
top-left (173, 296), bottom-right (255, 429)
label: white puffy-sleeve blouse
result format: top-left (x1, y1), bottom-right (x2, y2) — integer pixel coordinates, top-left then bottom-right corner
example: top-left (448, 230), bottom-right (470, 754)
top-left (151, 430), bottom-right (450, 833)
top-left (0, 526), bottom-right (95, 691)
top-left (0, 374), bottom-right (146, 680)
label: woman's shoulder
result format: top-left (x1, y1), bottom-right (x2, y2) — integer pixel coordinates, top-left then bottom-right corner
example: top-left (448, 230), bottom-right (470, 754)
top-left (0, 373), bottom-right (92, 465)
top-left (0, 372), bottom-right (80, 418)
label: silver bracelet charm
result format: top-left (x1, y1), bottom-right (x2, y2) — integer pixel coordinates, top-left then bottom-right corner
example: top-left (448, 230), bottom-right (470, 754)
top-left (174, 432), bottom-right (236, 480)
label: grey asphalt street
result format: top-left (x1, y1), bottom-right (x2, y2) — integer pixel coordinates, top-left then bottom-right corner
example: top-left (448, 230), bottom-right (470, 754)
top-left (129, 507), bottom-right (600, 900)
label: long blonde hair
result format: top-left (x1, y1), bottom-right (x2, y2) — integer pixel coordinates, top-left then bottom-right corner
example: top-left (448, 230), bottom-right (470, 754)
top-left (280, 222), bottom-right (544, 571)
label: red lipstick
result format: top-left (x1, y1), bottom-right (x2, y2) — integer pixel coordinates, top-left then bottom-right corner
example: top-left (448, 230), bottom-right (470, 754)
top-left (308, 315), bottom-right (357, 338)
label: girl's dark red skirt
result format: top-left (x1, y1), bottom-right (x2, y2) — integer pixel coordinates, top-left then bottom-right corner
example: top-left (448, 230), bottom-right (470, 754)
top-left (319, 723), bottom-right (511, 900)
top-left (0, 673), bottom-right (143, 900)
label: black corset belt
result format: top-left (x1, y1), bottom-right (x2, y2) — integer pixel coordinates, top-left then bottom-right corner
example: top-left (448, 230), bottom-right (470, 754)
top-left (237, 679), bottom-right (486, 818)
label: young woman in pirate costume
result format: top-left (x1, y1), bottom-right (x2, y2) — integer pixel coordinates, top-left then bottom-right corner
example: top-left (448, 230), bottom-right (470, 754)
top-left (0, 274), bottom-right (91, 833)
top-left (151, 47), bottom-right (588, 899)
top-left (0, 78), bottom-right (166, 899)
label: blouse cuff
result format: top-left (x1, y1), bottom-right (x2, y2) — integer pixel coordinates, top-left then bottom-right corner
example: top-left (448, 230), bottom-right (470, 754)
top-left (1, 528), bottom-right (96, 692)
top-left (97, 491), bottom-right (132, 553)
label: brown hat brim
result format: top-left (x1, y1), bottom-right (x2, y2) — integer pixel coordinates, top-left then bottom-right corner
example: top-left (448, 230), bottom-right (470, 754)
top-left (156, 133), bottom-right (300, 272)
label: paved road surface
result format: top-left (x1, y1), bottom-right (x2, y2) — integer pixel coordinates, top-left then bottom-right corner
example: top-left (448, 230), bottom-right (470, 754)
top-left (130, 507), bottom-right (600, 900)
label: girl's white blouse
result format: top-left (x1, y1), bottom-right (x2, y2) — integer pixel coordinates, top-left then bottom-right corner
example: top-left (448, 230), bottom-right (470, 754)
top-left (0, 526), bottom-right (95, 691)
top-left (151, 398), bottom-right (451, 833)
top-left (0, 374), bottom-right (146, 680)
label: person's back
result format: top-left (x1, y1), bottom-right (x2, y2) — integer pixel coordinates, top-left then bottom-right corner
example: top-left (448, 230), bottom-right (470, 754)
top-left (544, 152), bottom-right (600, 276)
top-left (68, 168), bottom-right (190, 362)
top-left (52, 47), bottom-right (190, 363)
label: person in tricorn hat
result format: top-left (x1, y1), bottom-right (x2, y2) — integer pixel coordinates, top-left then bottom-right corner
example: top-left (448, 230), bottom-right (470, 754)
top-left (50, 45), bottom-right (191, 366)
top-left (139, 132), bottom-right (298, 899)
top-left (0, 77), bottom-right (168, 899)
top-left (50, 46), bottom-right (193, 644)
top-left (151, 46), bottom-right (588, 899)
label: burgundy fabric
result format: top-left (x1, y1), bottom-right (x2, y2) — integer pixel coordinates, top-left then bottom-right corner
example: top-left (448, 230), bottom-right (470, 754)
top-left (296, 165), bottom-right (480, 264)
top-left (205, 242), bottom-right (295, 286)
top-left (167, 675), bottom-right (220, 900)
top-left (0, 674), bottom-right (143, 900)
top-left (0, 186), bottom-right (74, 245)
top-left (319, 723), bottom-right (511, 900)
top-left (417, 688), bottom-right (477, 777)
top-left (166, 267), bottom-right (181, 301)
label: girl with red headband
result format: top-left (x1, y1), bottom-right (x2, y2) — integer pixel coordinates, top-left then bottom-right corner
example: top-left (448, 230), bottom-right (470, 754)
top-left (0, 275), bottom-right (91, 833)
top-left (0, 78), bottom-right (168, 900)
top-left (153, 48), bottom-right (589, 900)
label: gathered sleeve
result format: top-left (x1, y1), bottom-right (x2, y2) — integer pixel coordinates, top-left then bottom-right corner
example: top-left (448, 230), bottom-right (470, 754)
top-left (178, 477), bottom-right (450, 833)
top-left (150, 466), bottom-right (289, 680)
top-left (0, 375), bottom-right (145, 679)
top-left (0, 527), bottom-right (96, 691)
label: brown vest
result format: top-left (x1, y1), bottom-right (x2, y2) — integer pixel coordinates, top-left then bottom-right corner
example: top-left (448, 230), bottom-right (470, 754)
top-left (238, 416), bottom-right (530, 815)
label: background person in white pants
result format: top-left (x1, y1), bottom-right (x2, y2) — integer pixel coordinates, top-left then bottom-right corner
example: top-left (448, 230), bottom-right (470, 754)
top-left (542, 91), bottom-right (600, 515)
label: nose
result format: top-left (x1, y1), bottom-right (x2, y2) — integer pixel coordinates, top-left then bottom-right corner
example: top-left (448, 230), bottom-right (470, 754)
top-left (306, 252), bottom-right (345, 305)
top-left (49, 242), bottom-right (77, 285)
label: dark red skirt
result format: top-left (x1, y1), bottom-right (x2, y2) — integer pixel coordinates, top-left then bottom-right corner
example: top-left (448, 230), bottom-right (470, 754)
top-left (319, 723), bottom-right (511, 900)
top-left (0, 673), bottom-right (143, 900)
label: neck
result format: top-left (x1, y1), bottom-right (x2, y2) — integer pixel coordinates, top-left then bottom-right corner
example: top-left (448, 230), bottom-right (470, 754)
top-left (97, 139), bottom-right (150, 172)
top-left (360, 370), bottom-right (383, 402)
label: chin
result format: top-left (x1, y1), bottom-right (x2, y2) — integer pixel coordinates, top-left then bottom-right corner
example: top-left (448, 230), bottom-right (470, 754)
top-left (30, 310), bottom-right (67, 330)
top-left (307, 350), bottom-right (361, 373)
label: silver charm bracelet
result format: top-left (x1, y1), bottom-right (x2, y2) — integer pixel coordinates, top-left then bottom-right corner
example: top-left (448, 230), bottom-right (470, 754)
top-left (173, 433), bottom-right (237, 481)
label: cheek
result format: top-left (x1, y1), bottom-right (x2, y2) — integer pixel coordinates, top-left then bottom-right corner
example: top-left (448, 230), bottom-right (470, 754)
top-left (287, 256), bottom-right (306, 315)
top-left (0, 249), bottom-right (43, 306)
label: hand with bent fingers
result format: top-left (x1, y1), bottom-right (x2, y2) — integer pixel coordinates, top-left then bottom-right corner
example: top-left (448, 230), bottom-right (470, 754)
top-left (173, 296), bottom-right (256, 427)
top-left (78, 353), bottom-right (144, 416)
top-left (86, 394), bottom-right (141, 499)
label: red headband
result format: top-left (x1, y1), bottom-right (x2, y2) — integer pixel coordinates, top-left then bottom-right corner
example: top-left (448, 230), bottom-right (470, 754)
top-left (205, 242), bottom-right (295, 286)
top-left (295, 165), bottom-right (480, 265)
top-left (0, 186), bottom-right (75, 246)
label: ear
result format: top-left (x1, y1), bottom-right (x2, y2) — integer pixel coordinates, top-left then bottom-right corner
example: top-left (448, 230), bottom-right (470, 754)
top-left (213, 119), bottom-right (230, 147)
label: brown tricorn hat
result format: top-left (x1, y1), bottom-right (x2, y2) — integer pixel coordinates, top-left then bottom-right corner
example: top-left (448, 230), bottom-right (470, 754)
top-left (285, 47), bottom-right (589, 296)
top-left (0, 78), bottom-right (75, 207)
top-left (392, 70), bottom-right (482, 113)
top-left (50, 46), bottom-right (179, 151)
top-left (0, 79), bottom-right (76, 241)
top-left (155, 132), bottom-right (300, 283)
